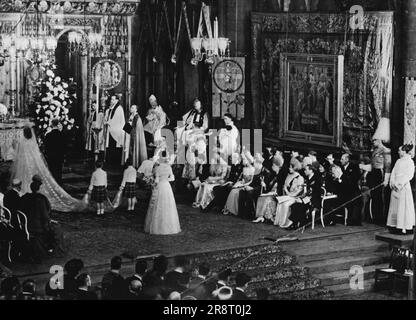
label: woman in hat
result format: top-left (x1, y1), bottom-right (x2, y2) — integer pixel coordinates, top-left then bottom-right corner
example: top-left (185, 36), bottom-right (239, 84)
top-left (222, 151), bottom-right (255, 216)
top-left (273, 158), bottom-right (305, 227)
top-left (192, 153), bottom-right (228, 211)
top-left (252, 156), bottom-right (285, 223)
top-left (144, 151), bottom-right (181, 235)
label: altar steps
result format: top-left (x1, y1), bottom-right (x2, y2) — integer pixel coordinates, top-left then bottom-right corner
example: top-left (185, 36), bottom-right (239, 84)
top-left (282, 228), bottom-right (391, 299)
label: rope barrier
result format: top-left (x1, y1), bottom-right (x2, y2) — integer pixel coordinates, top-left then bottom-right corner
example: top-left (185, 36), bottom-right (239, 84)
top-left (180, 182), bottom-right (386, 297)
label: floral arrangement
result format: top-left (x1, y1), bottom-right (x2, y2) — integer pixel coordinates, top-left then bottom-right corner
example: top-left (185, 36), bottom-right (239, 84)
top-left (32, 65), bottom-right (76, 143)
top-left (0, 103), bottom-right (7, 121)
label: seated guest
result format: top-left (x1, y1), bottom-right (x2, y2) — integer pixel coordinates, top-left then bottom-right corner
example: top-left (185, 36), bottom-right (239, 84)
top-left (165, 256), bottom-right (190, 294)
top-left (302, 156), bottom-right (314, 170)
top-left (142, 255), bottom-right (168, 300)
top-left (0, 276), bottom-right (21, 300)
top-left (193, 153), bottom-right (228, 211)
top-left (308, 151), bottom-right (318, 163)
top-left (125, 279), bottom-right (143, 300)
top-left (75, 273), bottom-right (98, 300)
top-left (213, 286), bottom-right (233, 301)
top-left (231, 273), bottom-right (251, 300)
top-left (285, 164), bottom-right (322, 230)
top-left (3, 179), bottom-right (21, 228)
top-left (253, 156), bottom-right (291, 224)
top-left (45, 258), bottom-right (84, 299)
top-left (125, 260), bottom-right (147, 289)
top-left (215, 268), bottom-right (232, 291)
top-left (238, 153), bottom-right (273, 220)
top-left (21, 177), bottom-right (60, 262)
top-left (101, 256), bottom-right (125, 300)
top-left (273, 159), bottom-right (305, 228)
top-left (186, 262), bottom-right (215, 300)
top-left (223, 152), bottom-right (255, 216)
top-left (211, 153), bottom-right (243, 210)
top-left (331, 164), bottom-right (362, 226)
top-left (262, 146), bottom-right (274, 171)
top-left (17, 279), bottom-right (37, 300)
top-left (324, 153), bottom-right (335, 171)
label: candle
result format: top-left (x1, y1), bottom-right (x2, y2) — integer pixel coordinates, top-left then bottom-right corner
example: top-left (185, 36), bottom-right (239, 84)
top-left (214, 17), bottom-right (218, 39)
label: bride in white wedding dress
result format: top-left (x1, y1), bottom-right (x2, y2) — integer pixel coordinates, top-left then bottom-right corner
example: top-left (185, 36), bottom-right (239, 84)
top-left (11, 126), bottom-right (86, 213)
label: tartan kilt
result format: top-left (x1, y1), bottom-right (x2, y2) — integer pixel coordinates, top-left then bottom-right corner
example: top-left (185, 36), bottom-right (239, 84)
top-left (91, 186), bottom-right (107, 203)
top-left (123, 182), bottom-right (137, 198)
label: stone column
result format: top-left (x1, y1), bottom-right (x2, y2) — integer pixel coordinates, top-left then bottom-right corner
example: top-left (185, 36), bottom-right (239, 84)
top-left (80, 52), bottom-right (89, 145)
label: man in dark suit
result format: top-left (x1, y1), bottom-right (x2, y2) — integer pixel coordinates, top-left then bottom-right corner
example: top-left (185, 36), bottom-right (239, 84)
top-left (3, 179), bottom-right (29, 260)
top-left (44, 119), bottom-right (66, 184)
top-left (231, 273), bottom-right (251, 300)
top-left (101, 256), bottom-right (125, 300)
top-left (164, 256), bottom-right (190, 294)
top-left (125, 260), bottom-right (147, 297)
top-left (75, 273), bottom-right (98, 300)
top-left (332, 164), bottom-right (362, 226)
top-left (336, 154), bottom-right (361, 226)
top-left (286, 164), bottom-right (322, 230)
top-left (185, 262), bottom-right (215, 300)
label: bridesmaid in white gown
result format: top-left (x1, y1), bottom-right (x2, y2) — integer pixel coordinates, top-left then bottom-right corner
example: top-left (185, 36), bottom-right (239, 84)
top-left (144, 152), bottom-right (181, 235)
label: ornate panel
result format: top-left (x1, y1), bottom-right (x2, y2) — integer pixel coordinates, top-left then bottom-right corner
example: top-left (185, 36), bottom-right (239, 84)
top-left (251, 11), bottom-right (394, 152)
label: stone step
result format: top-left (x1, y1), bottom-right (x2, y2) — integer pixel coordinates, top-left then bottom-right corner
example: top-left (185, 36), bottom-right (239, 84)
top-left (315, 263), bottom-right (388, 287)
top-left (326, 279), bottom-right (375, 298)
top-left (273, 287), bottom-right (333, 300)
top-left (247, 277), bottom-right (321, 297)
top-left (305, 253), bottom-right (389, 274)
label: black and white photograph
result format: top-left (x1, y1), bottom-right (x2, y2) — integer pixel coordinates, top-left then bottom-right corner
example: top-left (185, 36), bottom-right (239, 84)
top-left (0, 0), bottom-right (415, 313)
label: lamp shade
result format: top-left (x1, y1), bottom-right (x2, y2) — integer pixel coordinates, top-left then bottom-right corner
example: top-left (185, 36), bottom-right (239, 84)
top-left (372, 117), bottom-right (390, 143)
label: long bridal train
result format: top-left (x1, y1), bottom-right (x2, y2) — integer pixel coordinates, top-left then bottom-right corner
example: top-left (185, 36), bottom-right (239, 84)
top-left (11, 127), bottom-right (86, 213)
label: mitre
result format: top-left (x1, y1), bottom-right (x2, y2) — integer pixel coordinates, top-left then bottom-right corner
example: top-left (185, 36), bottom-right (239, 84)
top-left (149, 94), bottom-right (157, 103)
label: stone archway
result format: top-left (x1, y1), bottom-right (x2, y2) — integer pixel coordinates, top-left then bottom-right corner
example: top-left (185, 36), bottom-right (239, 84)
top-left (54, 28), bottom-right (90, 154)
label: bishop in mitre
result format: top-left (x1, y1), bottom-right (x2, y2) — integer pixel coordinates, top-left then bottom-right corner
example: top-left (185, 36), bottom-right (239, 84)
top-left (104, 94), bottom-right (125, 164)
top-left (144, 95), bottom-right (167, 146)
top-left (123, 104), bottom-right (148, 168)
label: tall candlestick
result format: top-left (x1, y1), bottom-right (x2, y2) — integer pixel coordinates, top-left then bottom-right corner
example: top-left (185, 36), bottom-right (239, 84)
top-left (96, 76), bottom-right (100, 114)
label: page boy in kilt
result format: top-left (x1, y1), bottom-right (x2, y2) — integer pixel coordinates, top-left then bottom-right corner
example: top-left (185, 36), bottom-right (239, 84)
top-left (88, 161), bottom-right (108, 216)
top-left (120, 158), bottom-right (137, 212)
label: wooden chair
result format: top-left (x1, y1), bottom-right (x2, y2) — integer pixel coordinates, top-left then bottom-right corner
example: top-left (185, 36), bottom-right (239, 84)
top-left (0, 205), bottom-right (12, 264)
top-left (374, 246), bottom-right (411, 292)
top-left (16, 210), bottom-right (30, 241)
top-left (313, 187), bottom-right (337, 230)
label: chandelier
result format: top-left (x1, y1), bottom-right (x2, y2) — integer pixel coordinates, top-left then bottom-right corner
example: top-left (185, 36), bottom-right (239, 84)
top-left (0, 4), bottom-right (57, 63)
top-left (190, 11), bottom-right (230, 66)
top-left (67, 30), bottom-right (104, 57)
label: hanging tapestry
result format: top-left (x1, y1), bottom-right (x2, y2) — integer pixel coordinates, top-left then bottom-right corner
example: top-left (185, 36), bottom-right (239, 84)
top-left (403, 78), bottom-right (416, 154)
top-left (251, 11), bottom-right (394, 152)
top-left (212, 57), bottom-right (245, 120)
